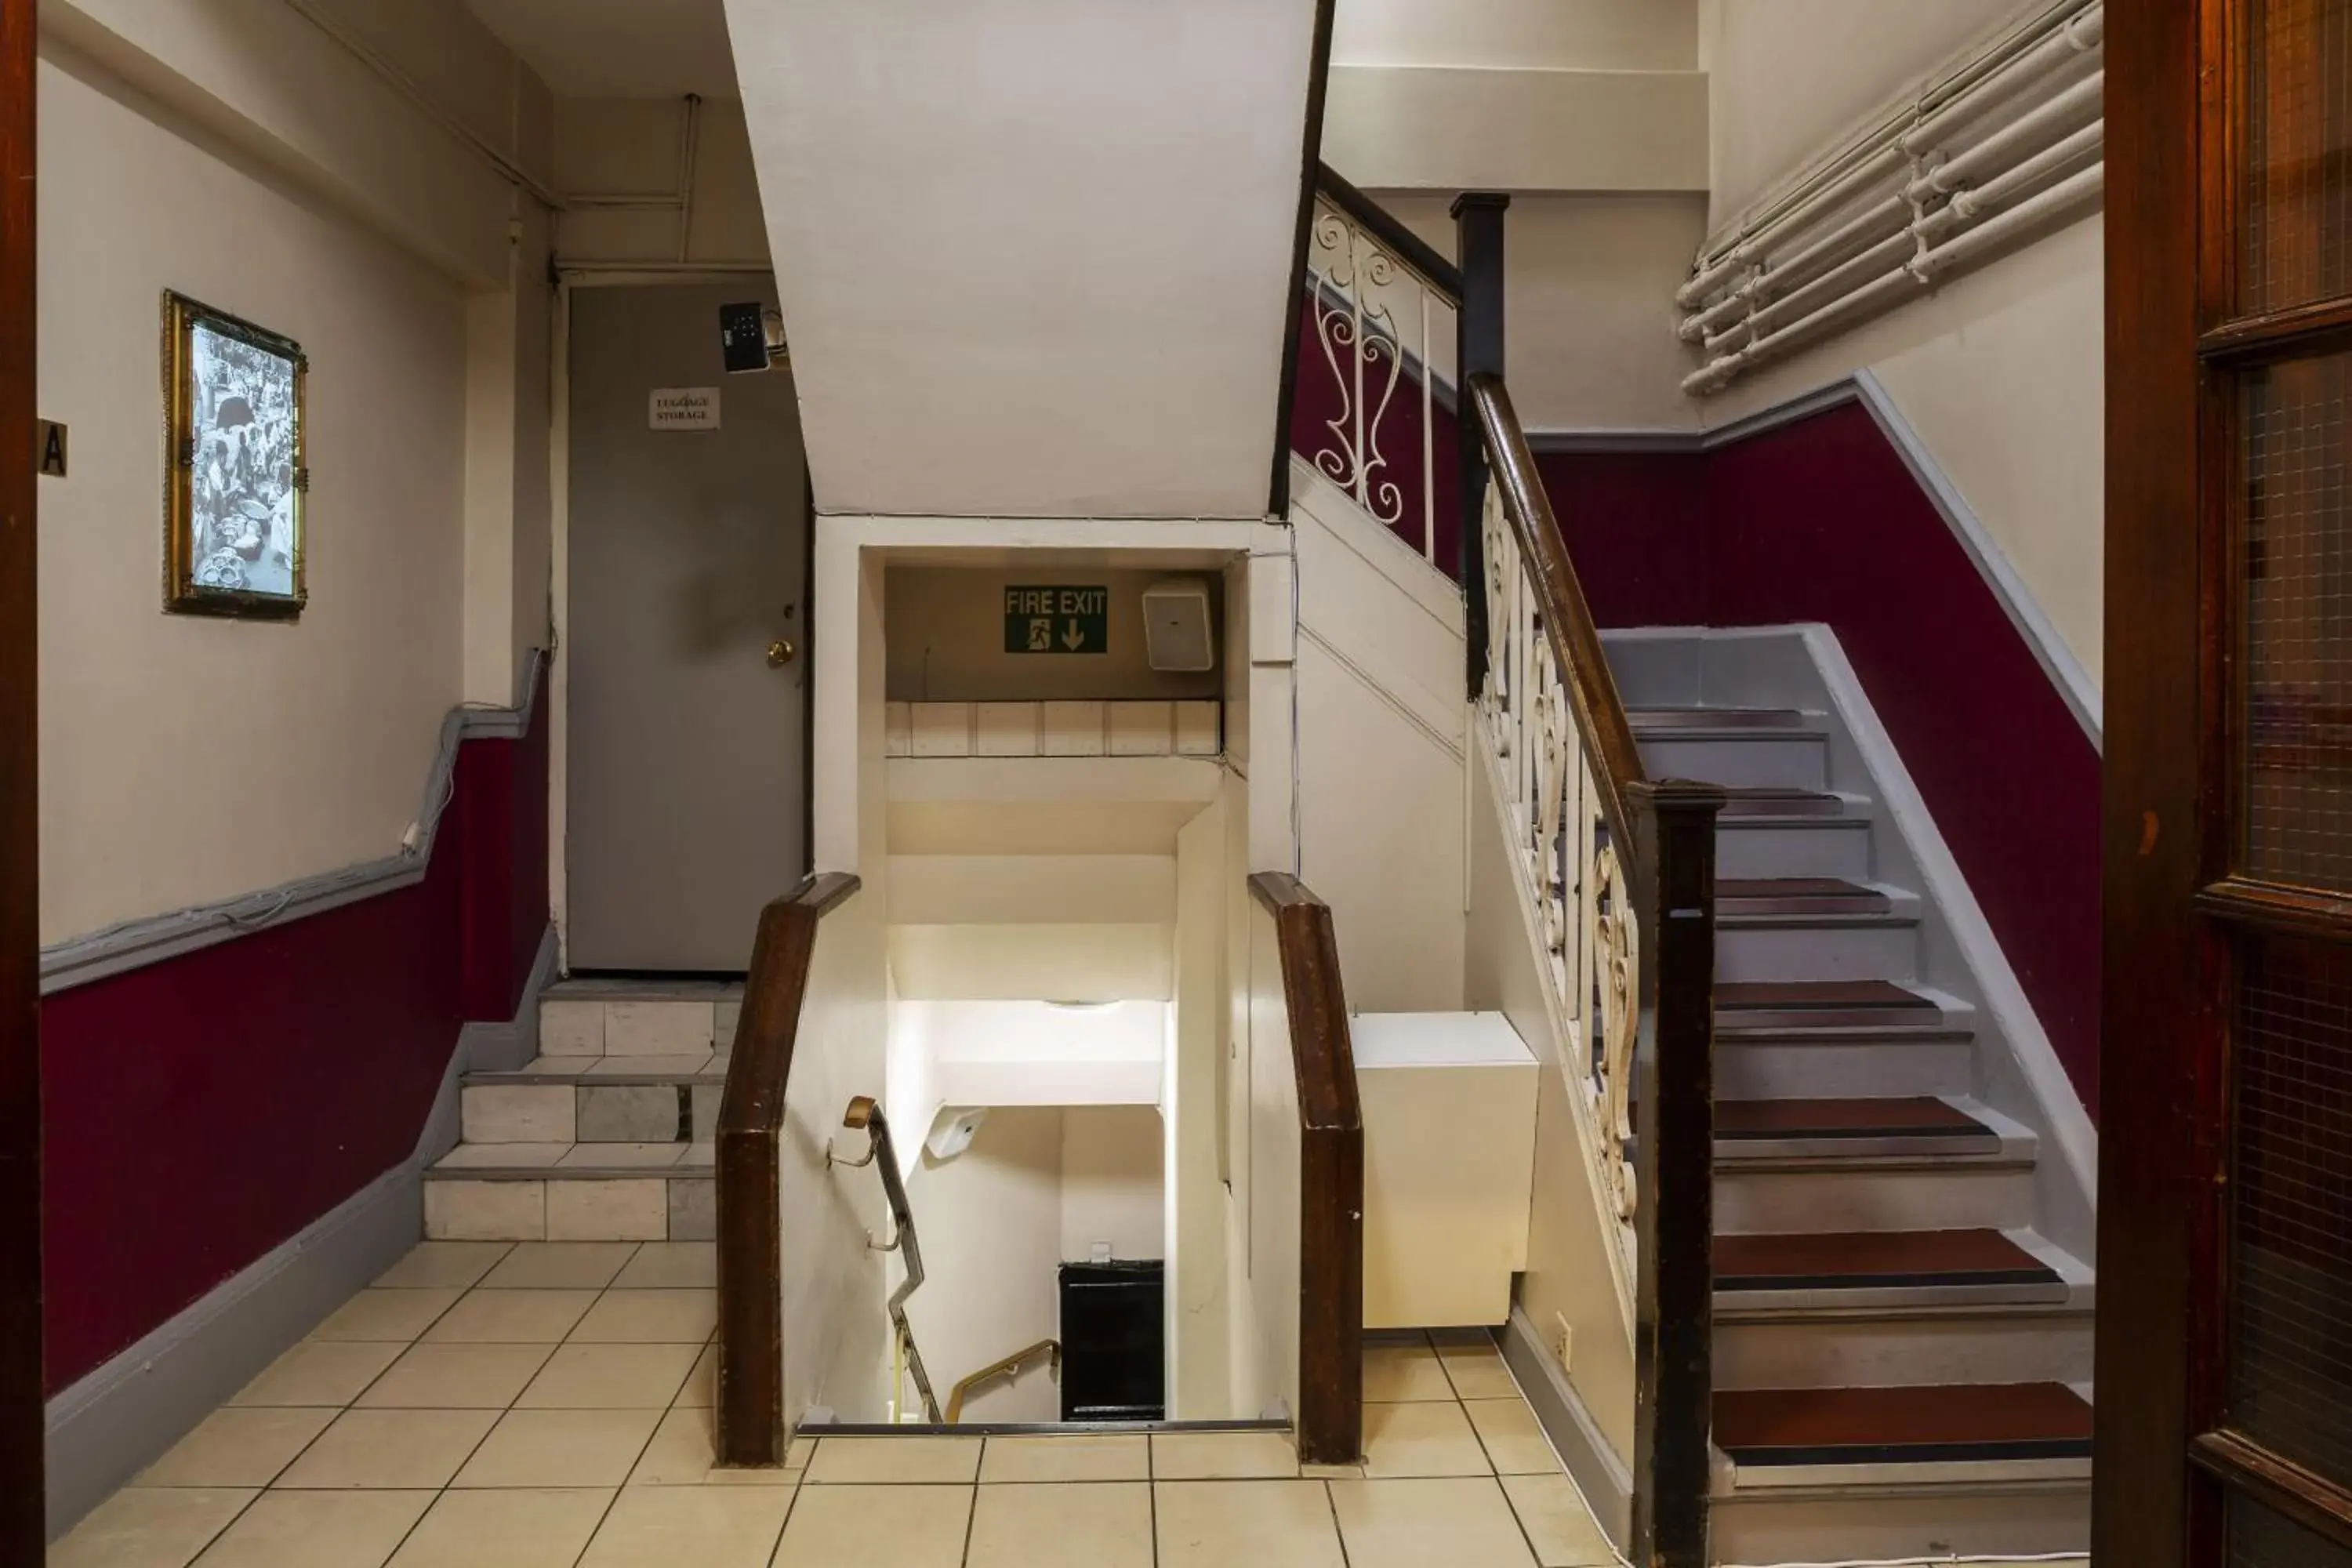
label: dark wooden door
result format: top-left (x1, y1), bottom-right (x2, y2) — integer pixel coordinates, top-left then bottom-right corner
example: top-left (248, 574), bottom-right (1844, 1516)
top-left (2106, 0), bottom-right (2352, 1561)
top-left (1, 0), bottom-right (42, 1549)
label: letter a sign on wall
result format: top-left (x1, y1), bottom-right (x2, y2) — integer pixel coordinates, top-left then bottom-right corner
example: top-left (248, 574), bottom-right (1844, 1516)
top-left (1004, 585), bottom-right (1109, 655)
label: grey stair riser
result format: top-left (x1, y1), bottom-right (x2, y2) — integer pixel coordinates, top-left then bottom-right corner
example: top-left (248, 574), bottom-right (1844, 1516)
top-left (1630, 710), bottom-right (1809, 731)
top-left (423, 1172), bottom-right (716, 1243)
top-left (1636, 734), bottom-right (1828, 790)
top-left (1708, 1483), bottom-right (2088, 1565)
top-left (1716, 922), bottom-right (1920, 985)
top-left (1716, 822), bottom-right (1873, 882)
top-left (1714, 1313), bottom-right (2094, 1392)
top-left (1716, 1040), bottom-right (1975, 1101)
top-left (1715, 1165), bottom-right (2038, 1236)
top-left (460, 1081), bottom-right (720, 1145)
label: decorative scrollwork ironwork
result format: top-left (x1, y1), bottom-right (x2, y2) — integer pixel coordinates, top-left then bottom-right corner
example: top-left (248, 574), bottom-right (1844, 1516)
top-left (1592, 838), bottom-right (1639, 1221)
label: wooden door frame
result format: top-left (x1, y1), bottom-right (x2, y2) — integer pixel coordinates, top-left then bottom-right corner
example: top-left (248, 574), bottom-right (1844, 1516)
top-left (1, 0), bottom-right (42, 1549)
top-left (2097, 0), bottom-right (2206, 1564)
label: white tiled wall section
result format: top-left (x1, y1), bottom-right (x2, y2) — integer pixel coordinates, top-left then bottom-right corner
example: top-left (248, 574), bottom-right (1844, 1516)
top-left (885, 700), bottom-right (1221, 759)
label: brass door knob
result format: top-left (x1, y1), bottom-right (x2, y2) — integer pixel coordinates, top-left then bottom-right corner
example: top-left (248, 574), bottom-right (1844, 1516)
top-left (767, 638), bottom-right (797, 668)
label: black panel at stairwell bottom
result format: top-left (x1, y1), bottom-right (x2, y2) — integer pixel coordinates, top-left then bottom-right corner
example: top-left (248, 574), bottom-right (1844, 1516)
top-left (1058, 1261), bottom-right (1166, 1422)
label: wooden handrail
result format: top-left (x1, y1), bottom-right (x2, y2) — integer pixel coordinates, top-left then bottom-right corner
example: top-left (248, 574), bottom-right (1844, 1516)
top-left (1467, 372), bottom-right (1648, 849)
top-left (1313, 161), bottom-right (1467, 303)
top-left (1247, 872), bottom-right (1363, 1466)
top-left (946, 1339), bottom-right (1061, 1424)
top-left (713, 871), bottom-right (861, 1468)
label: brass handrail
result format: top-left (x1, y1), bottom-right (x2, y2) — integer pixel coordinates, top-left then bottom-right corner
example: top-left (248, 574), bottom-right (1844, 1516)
top-left (945, 1339), bottom-right (1062, 1424)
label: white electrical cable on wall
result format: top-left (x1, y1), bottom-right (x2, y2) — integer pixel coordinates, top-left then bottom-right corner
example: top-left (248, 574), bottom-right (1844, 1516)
top-left (1678, 0), bottom-right (2104, 396)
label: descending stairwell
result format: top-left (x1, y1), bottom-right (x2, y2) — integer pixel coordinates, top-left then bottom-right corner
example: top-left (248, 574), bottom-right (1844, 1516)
top-left (1617, 656), bottom-right (2094, 1565)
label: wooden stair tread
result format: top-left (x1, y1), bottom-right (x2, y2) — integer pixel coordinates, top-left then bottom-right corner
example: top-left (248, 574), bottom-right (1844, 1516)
top-left (1715, 1097), bottom-right (1984, 1138)
top-left (1717, 878), bottom-right (1878, 900)
top-left (1717, 980), bottom-right (1937, 1011)
top-left (1717, 787), bottom-right (1846, 818)
top-left (1715, 1229), bottom-right (2057, 1289)
top-left (1713, 1384), bottom-right (2092, 1463)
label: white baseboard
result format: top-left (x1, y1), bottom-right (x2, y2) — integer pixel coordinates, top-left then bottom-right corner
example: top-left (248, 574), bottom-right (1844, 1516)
top-left (1499, 1305), bottom-right (1632, 1553)
top-left (43, 922), bottom-right (559, 1538)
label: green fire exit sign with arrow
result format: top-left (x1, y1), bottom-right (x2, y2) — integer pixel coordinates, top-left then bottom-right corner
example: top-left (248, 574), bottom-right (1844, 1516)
top-left (1004, 585), bottom-right (1109, 655)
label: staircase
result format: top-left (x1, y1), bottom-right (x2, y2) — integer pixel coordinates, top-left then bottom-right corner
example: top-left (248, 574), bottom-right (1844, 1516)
top-left (1617, 652), bottom-right (2094, 1564)
top-left (420, 982), bottom-right (739, 1243)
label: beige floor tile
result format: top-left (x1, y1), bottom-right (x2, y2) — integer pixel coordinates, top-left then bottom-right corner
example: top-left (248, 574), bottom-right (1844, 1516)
top-left (546, 1180), bottom-right (671, 1241)
top-left (1363, 1341), bottom-right (1455, 1403)
top-left (624, 1405), bottom-right (798, 1486)
top-left (978, 1433), bottom-right (1147, 1483)
top-left (674, 1346), bottom-right (715, 1407)
top-left (1362, 1400), bottom-right (1494, 1479)
top-left (387, 1487), bottom-right (615, 1568)
top-left (1301, 1462), bottom-right (1367, 1479)
top-left (1153, 1479), bottom-right (1346, 1568)
top-left (310, 1288), bottom-right (463, 1344)
top-left (804, 1434), bottom-right (980, 1484)
top-left (479, 1242), bottom-right (641, 1290)
top-left (453, 1406), bottom-right (663, 1489)
top-left (228, 1341), bottom-right (405, 1408)
top-left (570, 1289), bottom-right (717, 1344)
top-left (1149, 1429), bottom-right (1298, 1480)
top-left (1330, 1476), bottom-right (1540, 1568)
top-left (770, 1483), bottom-right (969, 1568)
top-left (1465, 1398), bottom-right (1563, 1474)
top-left (48, 1487), bottom-right (256, 1568)
top-left (1498, 1473), bottom-right (1617, 1567)
top-left (275, 1408), bottom-right (500, 1490)
top-left (189, 1489), bottom-right (434, 1568)
top-left (422, 1289), bottom-right (598, 1344)
top-left (579, 1485), bottom-right (793, 1566)
top-left (517, 1342), bottom-right (701, 1409)
top-left (356, 1343), bottom-right (557, 1409)
top-left (965, 1482), bottom-right (1150, 1568)
top-left (374, 1243), bottom-right (510, 1291)
top-left (1439, 1341), bottom-right (1522, 1401)
top-left (136, 1407), bottom-right (336, 1489)
top-left (612, 1242), bottom-right (716, 1290)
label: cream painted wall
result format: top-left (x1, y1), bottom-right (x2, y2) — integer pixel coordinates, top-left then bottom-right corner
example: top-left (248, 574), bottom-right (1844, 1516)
top-left (1171, 787), bottom-right (1235, 1417)
top-left (35, 53), bottom-right (471, 943)
top-left (1061, 1105), bottom-right (1167, 1262)
top-left (463, 201), bottom-right (557, 704)
top-left (885, 567), bottom-right (1222, 703)
top-left (42, 0), bottom-right (540, 286)
top-left (1698, 0), bottom-right (2024, 228)
top-left (1465, 739), bottom-right (1635, 1464)
top-left (1687, 1), bottom-right (2104, 689)
top-left (1381, 194), bottom-right (1710, 434)
top-left (1324, 0), bottom-right (1704, 193)
top-left (902, 1107), bottom-right (1067, 1423)
top-left (553, 96), bottom-right (771, 269)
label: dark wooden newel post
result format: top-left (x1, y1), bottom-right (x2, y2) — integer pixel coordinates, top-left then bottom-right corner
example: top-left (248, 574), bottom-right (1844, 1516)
top-left (1630, 779), bottom-right (1725, 1568)
top-left (1454, 191), bottom-right (1508, 700)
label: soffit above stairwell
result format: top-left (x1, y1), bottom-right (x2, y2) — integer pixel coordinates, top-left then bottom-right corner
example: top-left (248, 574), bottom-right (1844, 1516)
top-left (722, 0), bottom-right (1323, 519)
top-left (465, 0), bottom-right (739, 99)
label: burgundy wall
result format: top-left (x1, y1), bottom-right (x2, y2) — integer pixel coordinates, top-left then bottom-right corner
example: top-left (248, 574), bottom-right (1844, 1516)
top-left (41, 666), bottom-right (550, 1392)
top-left (1536, 403), bottom-right (2101, 1116)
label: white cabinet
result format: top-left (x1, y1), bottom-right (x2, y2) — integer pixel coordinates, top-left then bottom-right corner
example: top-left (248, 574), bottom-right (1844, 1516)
top-left (1352, 1012), bottom-right (1540, 1330)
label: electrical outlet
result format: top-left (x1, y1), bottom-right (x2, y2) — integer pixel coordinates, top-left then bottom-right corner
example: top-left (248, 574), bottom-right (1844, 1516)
top-left (1554, 1314), bottom-right (1573, 1370)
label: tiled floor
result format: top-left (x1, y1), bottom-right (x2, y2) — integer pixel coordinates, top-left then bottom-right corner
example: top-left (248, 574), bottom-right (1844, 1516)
top-left (55, 1243), bottom-right (1622, 1566)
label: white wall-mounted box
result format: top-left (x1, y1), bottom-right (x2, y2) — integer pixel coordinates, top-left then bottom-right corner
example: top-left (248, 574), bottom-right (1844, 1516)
top-left (1352, 1011), bottom-right (1539, 1330)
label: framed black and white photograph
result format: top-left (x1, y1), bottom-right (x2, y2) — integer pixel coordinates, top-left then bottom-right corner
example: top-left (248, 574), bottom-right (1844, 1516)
top-left (163, 292), bottom-right (307, 619)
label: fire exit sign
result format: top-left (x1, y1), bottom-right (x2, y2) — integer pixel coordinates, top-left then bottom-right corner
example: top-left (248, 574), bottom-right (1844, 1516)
top-left (1004, 585), bottom-right (1109, 655)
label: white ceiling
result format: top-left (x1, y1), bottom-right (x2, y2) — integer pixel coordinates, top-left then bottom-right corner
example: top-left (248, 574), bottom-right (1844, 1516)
top-left (725, 0), bottom-right (1322, 520)
top-left (466, 0), bottom-right (740, 99)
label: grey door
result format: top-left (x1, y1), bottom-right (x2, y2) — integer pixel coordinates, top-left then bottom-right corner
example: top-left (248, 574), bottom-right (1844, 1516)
top-left (566, 281), bottom-right (806, 971)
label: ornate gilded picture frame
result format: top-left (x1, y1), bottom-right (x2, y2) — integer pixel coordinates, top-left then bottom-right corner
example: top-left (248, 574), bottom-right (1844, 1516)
top-left (163, 292), bottom-right (307, 619)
